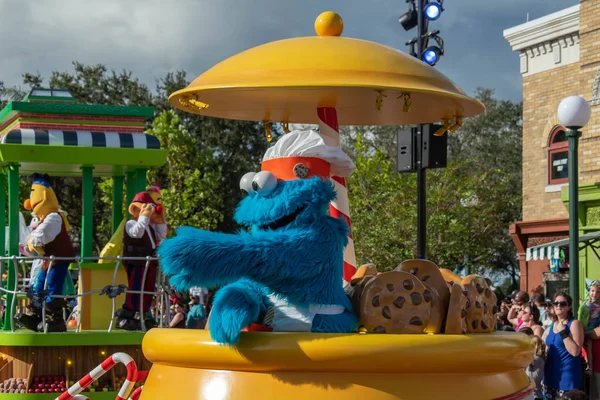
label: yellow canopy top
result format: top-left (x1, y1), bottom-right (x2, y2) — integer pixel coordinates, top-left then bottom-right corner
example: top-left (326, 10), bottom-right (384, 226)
top-left (169, 11), bottom-right (484, 126)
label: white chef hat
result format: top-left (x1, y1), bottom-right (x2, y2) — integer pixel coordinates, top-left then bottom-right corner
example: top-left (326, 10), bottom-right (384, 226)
top-left (261, 130), bottom-right (355, 180)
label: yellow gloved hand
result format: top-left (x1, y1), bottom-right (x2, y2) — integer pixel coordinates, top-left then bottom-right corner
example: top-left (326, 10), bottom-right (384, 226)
top-left (26, 237), bottom-right (35, 253)
top-left (27, 237), bottom-right (45, 256)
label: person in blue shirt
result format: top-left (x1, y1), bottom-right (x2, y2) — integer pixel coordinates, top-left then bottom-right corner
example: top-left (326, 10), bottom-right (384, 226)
top-left (186, 296), bottom-right (207, 329)
top-left (542, 292), bottom-right (584, 399)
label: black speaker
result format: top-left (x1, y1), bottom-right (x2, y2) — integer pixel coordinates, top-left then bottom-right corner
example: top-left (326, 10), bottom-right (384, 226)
top-left (397, 128), bottom-right (416, 172)
top-left (421, 124), bottom-right (447, 169)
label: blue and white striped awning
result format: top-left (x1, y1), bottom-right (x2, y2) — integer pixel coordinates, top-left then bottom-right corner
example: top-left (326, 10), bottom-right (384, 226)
top-left (526, 231), bottom-right (600, 261)
top-left (0, 129), bottom-right (160, 149)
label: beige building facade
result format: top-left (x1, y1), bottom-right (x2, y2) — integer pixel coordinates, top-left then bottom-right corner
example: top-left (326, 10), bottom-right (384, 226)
top-left (504, 0), bottom-right (600, 294)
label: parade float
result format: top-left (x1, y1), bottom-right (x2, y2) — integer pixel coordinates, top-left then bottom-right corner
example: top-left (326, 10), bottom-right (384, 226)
top-left (0, 89), bottom-right (167, 399)
top-left (133, 11), bottom-right (535, 400)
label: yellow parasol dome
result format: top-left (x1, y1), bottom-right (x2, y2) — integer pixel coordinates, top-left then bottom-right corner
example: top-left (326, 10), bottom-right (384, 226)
top-left (169, 11), bottom-right (484, 126)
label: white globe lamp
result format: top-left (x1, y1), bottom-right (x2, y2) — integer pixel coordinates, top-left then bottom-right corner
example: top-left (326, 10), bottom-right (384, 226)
top-left (558, 96), bottom-right (591, 128)
top-left (557, 95), bottom-right (591, 316)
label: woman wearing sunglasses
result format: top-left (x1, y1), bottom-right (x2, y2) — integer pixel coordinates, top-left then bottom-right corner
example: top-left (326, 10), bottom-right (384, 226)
top-left (518, 305), bottom-right (544, 338)
top-left (542, 292), bottom-right (584, 399)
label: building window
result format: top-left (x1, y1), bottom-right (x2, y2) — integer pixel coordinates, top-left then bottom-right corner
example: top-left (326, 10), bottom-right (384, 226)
top-left (548, 126), bottom-right (568, 184)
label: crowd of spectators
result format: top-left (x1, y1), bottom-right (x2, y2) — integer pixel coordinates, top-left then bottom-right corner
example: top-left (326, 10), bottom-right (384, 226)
top-left (497, 286), bottom-right (599, 400)
top-left (165, 286), bottom-right (213, 330)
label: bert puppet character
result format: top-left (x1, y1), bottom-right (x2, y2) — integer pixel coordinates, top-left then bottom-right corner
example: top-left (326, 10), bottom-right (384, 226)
top-left (17, 173), bottom-right (76, 332)
top-left (115, 191), bottom-right (166, 330)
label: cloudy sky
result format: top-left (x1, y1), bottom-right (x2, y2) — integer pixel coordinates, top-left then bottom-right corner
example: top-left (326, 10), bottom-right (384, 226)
top-left (0, 0), bottom-right (577, 102)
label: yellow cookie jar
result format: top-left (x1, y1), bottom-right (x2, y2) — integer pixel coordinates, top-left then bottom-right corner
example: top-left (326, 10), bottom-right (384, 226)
top-left (141, 329), bottom-right (533, 400)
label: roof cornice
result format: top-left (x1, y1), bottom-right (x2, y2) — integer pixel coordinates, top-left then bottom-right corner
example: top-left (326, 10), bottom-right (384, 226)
top-left (503, 5), bottom-right (579, 51)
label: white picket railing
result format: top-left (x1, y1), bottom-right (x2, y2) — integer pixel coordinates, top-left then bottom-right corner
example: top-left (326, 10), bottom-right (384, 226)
top-left (0, 255), bottom-right (170, 333)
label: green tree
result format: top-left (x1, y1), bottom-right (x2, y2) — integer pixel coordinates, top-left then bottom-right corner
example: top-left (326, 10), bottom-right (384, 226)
top-left (348, 135), bottom-right (417, 270)
top-left (152, 70), bottom-right (281, 232)
top-left (349, 136), bottom-right (519, 274)
top-left (145, 110), bottom-right (223, 232)
top-left (22, 72), bottom-right (44, 89)
top-left (348, 88), bottom-right (522, 280)
top-left (47, 63), bottom-right (154, 107)
top-left (341, 125), bottom-right (405, 171)
top-left (449, 88), bottom-right (522, 165)
top-left (0, 80), bottom-right (26, 110)
top-left (448, 88), bottom-right (522, 282)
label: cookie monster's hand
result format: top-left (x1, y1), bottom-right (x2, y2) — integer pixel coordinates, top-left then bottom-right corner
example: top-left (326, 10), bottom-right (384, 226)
top-left (208, 279), bottom-right (271, 346)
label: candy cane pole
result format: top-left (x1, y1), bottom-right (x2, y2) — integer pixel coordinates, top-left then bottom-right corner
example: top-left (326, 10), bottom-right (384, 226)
top-left (128, 386), bottom-right (144, 400)
top-left (317, 107), bottom-right (357, 283)
top-left (57, 353), bottom-right (138, 400)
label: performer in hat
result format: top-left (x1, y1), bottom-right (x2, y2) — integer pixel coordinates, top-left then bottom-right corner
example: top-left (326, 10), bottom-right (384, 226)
top-left (116, 191), bottom-right (167, 330)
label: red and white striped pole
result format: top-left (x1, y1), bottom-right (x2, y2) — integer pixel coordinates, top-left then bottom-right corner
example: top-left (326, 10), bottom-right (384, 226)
top-left (317, 107), bottom-right (357, 283)
top-left (57, 353), bottom-right (138, 400)
top-left (128, 386), bottom-right (144, 400)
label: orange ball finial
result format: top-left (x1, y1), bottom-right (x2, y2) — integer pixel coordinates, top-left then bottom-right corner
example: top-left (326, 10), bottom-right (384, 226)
top-left (314, 11), bottom-right (344, 37)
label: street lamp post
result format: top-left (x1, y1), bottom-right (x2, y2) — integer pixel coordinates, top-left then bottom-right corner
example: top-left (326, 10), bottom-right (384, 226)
top-left (557, 95), bottom-right (591, 315)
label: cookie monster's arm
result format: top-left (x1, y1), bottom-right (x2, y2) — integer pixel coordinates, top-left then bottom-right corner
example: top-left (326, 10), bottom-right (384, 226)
top-left (158, 221), bottom-right (346, 291)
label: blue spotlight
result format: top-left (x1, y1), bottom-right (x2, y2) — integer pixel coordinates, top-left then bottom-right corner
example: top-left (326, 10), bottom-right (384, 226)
top-left (422, 47), bottom-right (440, 66)
top-left (424, 2), bottom-right (442, 21)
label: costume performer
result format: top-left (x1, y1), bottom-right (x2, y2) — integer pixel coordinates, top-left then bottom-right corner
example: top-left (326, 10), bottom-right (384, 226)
top-left (116, 191), bottom-right (166, 330)
top-left (159, 130), bottom-right (358, 345)
top-left (99, 186), bottom-right (165, 262)
top-left (17, 173), bottom-right (76, 332)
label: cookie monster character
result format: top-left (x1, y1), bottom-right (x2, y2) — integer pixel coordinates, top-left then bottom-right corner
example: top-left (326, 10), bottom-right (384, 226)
top-left (115, 191), bottom-right (167, 331)
top-left (159, 130), bottom-right (358, 345)
top-left (17, 173), bottom-right (76, 332)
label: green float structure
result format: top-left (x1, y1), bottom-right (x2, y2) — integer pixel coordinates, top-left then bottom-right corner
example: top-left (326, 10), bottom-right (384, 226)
top-left (0, 89), bottom-right (166, 397)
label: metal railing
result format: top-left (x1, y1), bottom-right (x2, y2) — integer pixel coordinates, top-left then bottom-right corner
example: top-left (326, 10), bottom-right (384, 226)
top-left (0, 255), bottom-right (170, 333)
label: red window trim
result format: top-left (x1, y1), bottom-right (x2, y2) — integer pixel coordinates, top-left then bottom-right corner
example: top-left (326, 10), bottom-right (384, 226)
top-left (548, 126), bottom-right (568, 185)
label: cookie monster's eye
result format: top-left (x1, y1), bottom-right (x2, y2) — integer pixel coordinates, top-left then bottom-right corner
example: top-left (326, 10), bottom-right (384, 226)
top-left (240, 172), bottom-right (257, 195)
top-left (252, 171), bottom-right (277, 196)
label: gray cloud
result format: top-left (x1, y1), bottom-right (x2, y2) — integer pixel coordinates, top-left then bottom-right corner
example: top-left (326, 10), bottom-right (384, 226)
top-left (0, 0), bottom-right (577, 102)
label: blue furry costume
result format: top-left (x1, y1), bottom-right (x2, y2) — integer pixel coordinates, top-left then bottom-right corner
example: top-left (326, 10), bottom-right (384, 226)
top-left (159, 134), bottom-right (358, 345)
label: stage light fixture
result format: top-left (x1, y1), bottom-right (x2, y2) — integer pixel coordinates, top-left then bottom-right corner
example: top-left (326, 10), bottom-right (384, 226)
top-left (422, 47), bottom-right (440, 65)
top-left (421, 30), bottom-right (444, 66)
top-left (424, 1), bottom-right (443, 21)
top-left (399, 1), bottom-right (418, 31)
top-left (406, 37), bottom-right (418, 58)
